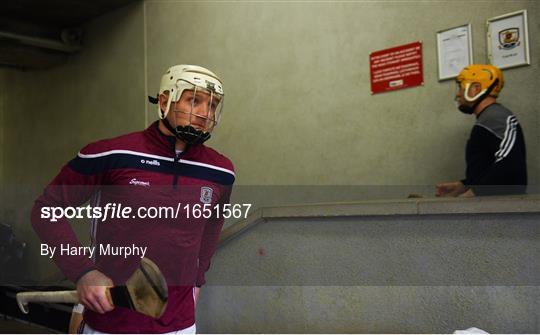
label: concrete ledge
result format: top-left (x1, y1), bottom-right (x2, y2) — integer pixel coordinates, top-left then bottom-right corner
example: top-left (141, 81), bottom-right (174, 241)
top-left (219, 194), bottom-right (540, 244)
top-left (219, 210), bottom-right (264, 245)
top-left (418, 195), bottom-right (540, 215)
top-left (261, 200), bottom-right (418, 218)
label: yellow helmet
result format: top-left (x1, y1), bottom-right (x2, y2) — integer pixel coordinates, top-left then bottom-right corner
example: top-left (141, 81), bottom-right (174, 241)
top-left (456, 64), bottom-right (504, 102)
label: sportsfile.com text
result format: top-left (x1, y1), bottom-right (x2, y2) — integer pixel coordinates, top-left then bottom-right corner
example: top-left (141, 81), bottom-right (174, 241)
top-left (40, 203), bottom-right (252, 222)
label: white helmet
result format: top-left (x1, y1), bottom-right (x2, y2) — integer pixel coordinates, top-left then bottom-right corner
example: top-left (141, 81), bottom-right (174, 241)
top-left (150, 64), bottom-right (225, 145)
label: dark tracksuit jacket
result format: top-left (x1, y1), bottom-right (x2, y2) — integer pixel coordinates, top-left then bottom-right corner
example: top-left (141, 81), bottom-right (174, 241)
top-left (462, 103), bottom-right (527, 195)
top-left (31, 121), bottom-right (235, 333)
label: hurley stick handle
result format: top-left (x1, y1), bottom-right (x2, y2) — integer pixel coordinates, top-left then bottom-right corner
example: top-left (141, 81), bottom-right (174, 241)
top-left (16, 290), bottom-right (79, 314)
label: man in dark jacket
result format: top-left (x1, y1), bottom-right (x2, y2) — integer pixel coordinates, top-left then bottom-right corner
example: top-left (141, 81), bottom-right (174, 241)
top-left (436, 64), bottom-right (527, 197)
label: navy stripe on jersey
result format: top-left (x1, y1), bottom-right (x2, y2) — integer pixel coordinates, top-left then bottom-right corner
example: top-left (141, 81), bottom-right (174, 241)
top-left (68, 150), bottom-right (235, 185)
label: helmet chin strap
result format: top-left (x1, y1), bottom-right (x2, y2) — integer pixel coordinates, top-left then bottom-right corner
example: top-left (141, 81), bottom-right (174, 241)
top-left (458, 99), bottom-right (482, 115)
top-left (458, 79), bottom-right (499, 115)
top-left (162, 117), bottom-right (211, 146)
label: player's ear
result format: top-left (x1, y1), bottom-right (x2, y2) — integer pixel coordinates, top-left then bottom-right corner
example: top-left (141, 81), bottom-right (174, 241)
top-left (470, 82), bottom-right (482, 96)
top-left (159, 92), bottom-right (169, 112)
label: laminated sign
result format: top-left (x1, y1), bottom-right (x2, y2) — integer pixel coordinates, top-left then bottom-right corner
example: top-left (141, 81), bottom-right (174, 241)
top-left (370, 41), bottom-right (423, 94)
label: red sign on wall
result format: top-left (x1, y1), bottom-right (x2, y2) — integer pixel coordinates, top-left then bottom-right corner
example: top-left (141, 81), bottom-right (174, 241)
top-left (369, 41), bottom-right (423, 94)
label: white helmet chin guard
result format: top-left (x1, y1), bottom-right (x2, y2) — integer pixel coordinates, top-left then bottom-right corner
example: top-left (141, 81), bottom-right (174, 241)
top-left (150, 64), bottom-right (224, 145)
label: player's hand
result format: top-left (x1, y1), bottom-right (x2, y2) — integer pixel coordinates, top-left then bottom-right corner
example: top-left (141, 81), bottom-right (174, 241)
top-left (194, 287), bottom-right (201, 307)
top-left (436, 181), bottom-right (466, 197)
top-left (76, 270), bottom-right (114, 314)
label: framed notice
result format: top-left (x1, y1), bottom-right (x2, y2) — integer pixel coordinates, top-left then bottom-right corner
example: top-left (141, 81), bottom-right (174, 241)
top-left (369, 41), bottom-right (423, 94)
top-left (487, 10), bottom-right (530, 69)
top-left (437, 24), bottom-right (473, 81)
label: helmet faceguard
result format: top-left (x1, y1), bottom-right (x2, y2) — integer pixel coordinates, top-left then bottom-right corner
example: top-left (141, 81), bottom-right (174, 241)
top-left (149, 65), bottom-right (224, 145)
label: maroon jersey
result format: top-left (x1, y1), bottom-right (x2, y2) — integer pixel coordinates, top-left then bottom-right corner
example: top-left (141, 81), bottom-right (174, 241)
top-left (31, 121), bottom-right (234, 333)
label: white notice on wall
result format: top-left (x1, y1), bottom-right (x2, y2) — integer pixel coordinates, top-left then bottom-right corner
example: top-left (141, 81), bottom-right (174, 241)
top-left (437, 24), bottom-right (472, 80)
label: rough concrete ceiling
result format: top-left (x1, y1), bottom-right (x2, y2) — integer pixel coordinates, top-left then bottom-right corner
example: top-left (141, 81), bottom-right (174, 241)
top-left (1, 0), bottom-right (139, 27)
top-left (0, 0), bottom-right (140, 70)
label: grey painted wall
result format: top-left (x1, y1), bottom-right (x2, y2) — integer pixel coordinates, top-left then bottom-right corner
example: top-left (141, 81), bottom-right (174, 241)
top-left (145, 0), bottom-right (539, 186)
top-left (199, 286), bottom-right (538, 333)
top-left (198, 213), bottom-right (539, 333)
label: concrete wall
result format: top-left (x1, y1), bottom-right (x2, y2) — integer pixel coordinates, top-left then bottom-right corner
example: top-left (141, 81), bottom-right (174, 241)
top-left (198, 211), bottom-right (539, 333)
top-left (145, 0), bottom-right (539, 186)
top-left (199, 286), bottom-right (538, 333)
top-left (0, 2), bottom-right (145, 281)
